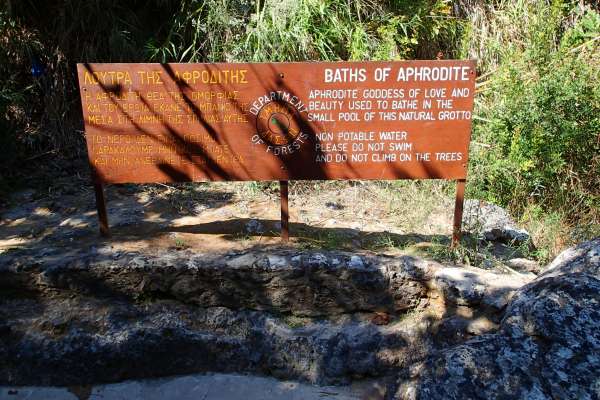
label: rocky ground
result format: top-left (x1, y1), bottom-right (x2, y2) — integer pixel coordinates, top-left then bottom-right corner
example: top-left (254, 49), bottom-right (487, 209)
top-left (0, 245), bottom-right (532, 386)
top-left (392, 238), bottom-right (600, 399)
top-left (1, 170), bottom-right (597, 399)
top-left (0, 164), bottom-right (538, 269)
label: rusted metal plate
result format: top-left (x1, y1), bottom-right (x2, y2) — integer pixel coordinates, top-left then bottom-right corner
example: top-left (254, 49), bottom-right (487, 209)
top-left (77, 61), bottom-right (476, 183)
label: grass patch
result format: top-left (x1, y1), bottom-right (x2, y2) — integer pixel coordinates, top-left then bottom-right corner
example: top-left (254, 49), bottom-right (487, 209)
top-left (172, 236), bottom-right (189, 250)
top-left (413, 234), bottom-right (537, 271)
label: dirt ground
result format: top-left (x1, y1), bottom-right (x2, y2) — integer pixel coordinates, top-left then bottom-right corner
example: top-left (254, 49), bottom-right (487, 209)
top-left (1, 165), bottom-right (459, 258)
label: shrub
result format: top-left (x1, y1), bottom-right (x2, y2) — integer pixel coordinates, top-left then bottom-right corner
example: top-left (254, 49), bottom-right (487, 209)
top-left (0, 12), bottom-right (44, 174)
top-left (145, 0), bottom-right (465, 62)
top-left (468, 3), bottom-right (599, 226)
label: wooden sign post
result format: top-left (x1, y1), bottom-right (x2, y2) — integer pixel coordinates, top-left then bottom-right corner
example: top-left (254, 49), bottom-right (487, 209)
top-left (77, 61), bottom-right (476, 245)
top-left (279, 181), bottom-right (289, 242)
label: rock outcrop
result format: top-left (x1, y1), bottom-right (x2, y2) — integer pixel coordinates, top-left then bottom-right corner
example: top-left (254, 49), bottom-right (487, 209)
top-left (393, 238), bottom-right (600, 400)
top-left (1, 249), bottom-right (439, 317)
top-left (431, 265), bottom-right (530, 311)
top-left (0, 247), bottom-right (530, 386)
top-left (462, 199), bottom-right (530, 244)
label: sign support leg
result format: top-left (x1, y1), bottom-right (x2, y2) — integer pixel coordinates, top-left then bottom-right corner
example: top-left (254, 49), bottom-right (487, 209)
top-left (93, 182), bottom-right (110, 237)
top-left (452, 179), bottom-right (466, 247)
top-left (280, 180), bottom-right (289, 242)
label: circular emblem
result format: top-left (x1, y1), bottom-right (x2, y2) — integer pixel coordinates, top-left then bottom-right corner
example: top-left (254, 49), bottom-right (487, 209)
top-left (255, 101), bottom-right (302, 147)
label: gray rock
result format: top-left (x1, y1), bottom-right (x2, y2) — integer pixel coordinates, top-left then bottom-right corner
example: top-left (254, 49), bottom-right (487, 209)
top-left (541, 238), bottom-right (600, 278)
top-left (393, 238), bottom-right (600, 400)
top-left (0, 246), bottom-right (533, 388)
top-left (348, 255), bottom-right (365, 269)
top-left (506, 258), bottom-right (541, 274)
top-left (432, 266), bottom-right (533, 310)
top-left (462, 200), bottom-right (531, 244)
top-left (245, 219), bottom-right (265, 234)
top-left (0, 300), bottom-right (426, 387)
top-left (0, 250), bottom-right (436, 317)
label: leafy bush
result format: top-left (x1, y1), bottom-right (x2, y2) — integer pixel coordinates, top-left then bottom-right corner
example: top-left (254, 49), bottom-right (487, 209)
top-left (145, 0), bottom-right (465, 62)
top-left (0, 12), bottom-right (44, 172)
top-left (468, 3), bottom-right (599, 227)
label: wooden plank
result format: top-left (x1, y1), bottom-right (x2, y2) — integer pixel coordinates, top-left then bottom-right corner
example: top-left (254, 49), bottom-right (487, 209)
top-left (76, 61), bottom-right (476, 184)
top-left (280, 180), bottom-right (289, 241)
top-left (93, 182), bottom-right (110, 237)
top-left (452, 179), bottom-right (466, 247)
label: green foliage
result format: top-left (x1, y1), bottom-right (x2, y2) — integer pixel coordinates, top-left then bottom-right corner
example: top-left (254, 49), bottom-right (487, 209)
top-left (0, 11), bottom-right (43, 170)
top-left (561, 5), bottom-right (600, 49)
top-left (0, 0), bottom-right (176, 178)
top-left (469, 2), bottom-right (600, 227)
top-left (145, 0), bottom-right (465, 62)
top-left (173, 236), bottom-right (190, 249)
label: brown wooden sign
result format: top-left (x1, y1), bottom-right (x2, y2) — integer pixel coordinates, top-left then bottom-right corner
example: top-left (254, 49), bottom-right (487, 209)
top-left (77, 61), bottom-right (476, 242)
